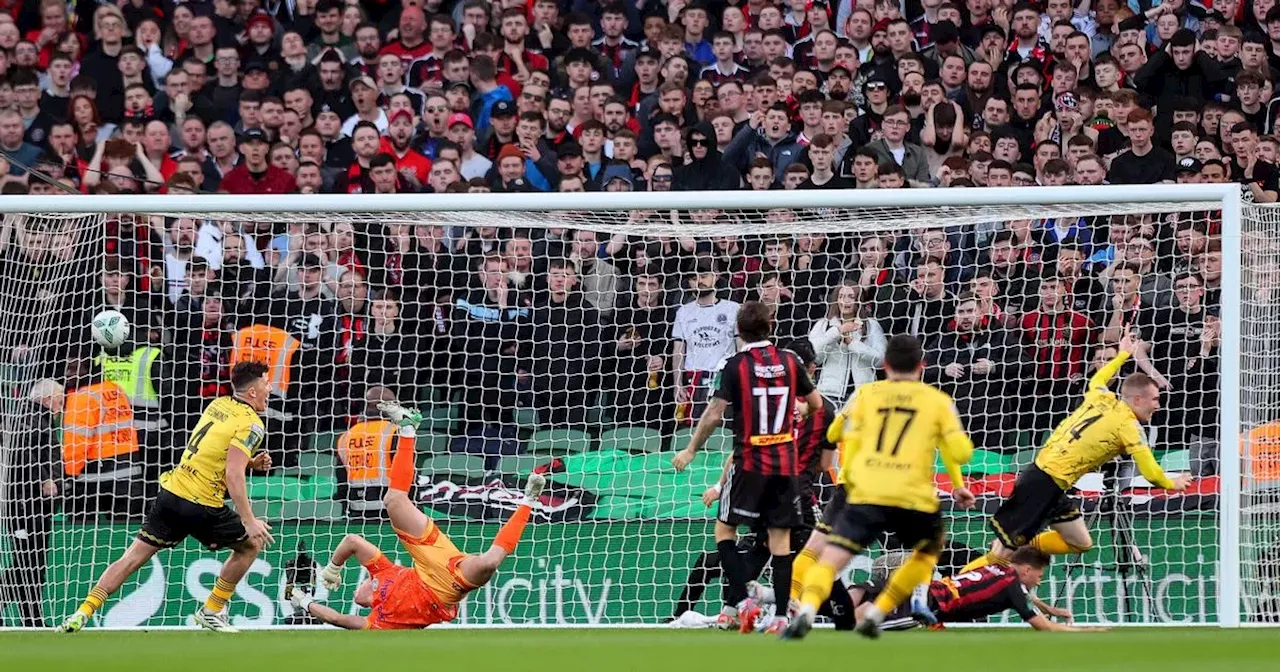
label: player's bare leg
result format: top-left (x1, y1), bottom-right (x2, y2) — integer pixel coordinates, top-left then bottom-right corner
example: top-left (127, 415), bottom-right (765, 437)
top-left (458, 472), bottom-right (546, 586)
top-left (59, 539), bottom-right (162, 632)
top-left (964, 518), bottom-right (1094, 573)
top-left (193, 537), bottom-right (265, 633)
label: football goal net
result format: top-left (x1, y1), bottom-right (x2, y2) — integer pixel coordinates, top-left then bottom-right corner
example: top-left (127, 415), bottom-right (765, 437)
top-left (0, 185), bottom-right (1273, 629)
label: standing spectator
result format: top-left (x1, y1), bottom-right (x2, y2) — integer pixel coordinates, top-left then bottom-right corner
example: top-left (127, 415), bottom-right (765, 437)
top-left (571, 230), bottom-right (621, 316)
top-left (875, 259), bottom-right (956, 343)
top-left (219, 129), bottom-right (297, 194)
top-left (672, 259), bottom-right (740, 425)
top-left (1018, 274), bottom-right (1097, 433)
top-left (1107, 108), bottom-right (1177, 184)
top-left (529, 258), bottom-right (600, 427)
top-left (925, 293), bottom-right (1026, 451)
top-left (808, 282), bottom-right (887, 402)
top-left (864, 105), bottom-right (931, 185)
top-left (0, 379), bottom-right (61, 627)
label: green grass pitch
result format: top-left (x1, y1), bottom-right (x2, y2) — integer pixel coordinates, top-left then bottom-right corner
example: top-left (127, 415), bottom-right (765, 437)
top-left (1, 628), bottom-right (1277, 671)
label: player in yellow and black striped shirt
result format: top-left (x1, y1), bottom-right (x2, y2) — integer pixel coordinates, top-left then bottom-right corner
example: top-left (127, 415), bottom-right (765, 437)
top-left (60, 362), bottom-right (276, 634)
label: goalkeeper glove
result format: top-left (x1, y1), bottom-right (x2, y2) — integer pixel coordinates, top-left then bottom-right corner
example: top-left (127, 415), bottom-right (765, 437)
top-left (321, 562), bottom-right (343, 591)
top-left (377, 401), bottom-right (423, 430)
top-left (287, 585), bottom-right (315, 613)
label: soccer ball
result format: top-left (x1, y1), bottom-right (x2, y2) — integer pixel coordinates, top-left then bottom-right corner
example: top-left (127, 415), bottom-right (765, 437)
top-left (91, 309), bottom-right (131, 348)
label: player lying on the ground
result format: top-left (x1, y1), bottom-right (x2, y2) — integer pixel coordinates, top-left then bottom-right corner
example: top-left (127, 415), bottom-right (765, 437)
top-left (851, 547), bottom-right (1103, 632)
top-left (61, 362), bottom-right (276, 633)
top-left (287, 402), bottom-right (545, 629)
top-left (963, 331), bottom-right (1191, 574)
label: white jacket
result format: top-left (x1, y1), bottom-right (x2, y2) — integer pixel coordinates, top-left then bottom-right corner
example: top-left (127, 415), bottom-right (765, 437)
top-left (808, 316), bottom-right (887, 401)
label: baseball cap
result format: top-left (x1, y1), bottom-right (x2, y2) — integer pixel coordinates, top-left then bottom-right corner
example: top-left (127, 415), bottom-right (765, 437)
top-left (446, 79), bottom-right (473, 94)
top-left (830, 62), bottom-right (853, 77)
top-left (388, 108), bottom-right (414, 125)
top-left (635, 45), bottom-right (659, 62)
top-left (350, 75), bottom-right (376, 92)
top-left (600, 163), bottom-right (633, 188)
top-left (1054, 91), bottom-right (1079, 111)
top-left (1177, 157), bottom-right (1204, 173)
top-left (244, 61), bottom-right (268, 74)
top-left (557, 142), bottom-right (583, 158)
top-left (299, 252), bottom-right (325, 269)
top-left (491, 100), bottom-right (516, 118)
top-left (246, 11), bottom-right (274, 31)
top-left (872, 18), bottom-right (891, 34)
top-left (447, 112), bottom-right (474, 129)
top-left (240, 128), bottom-right (269, 144)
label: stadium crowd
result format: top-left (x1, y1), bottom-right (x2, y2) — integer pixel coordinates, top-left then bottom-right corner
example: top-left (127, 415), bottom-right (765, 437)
top-left (0, 0), bottom-right (1249, 480)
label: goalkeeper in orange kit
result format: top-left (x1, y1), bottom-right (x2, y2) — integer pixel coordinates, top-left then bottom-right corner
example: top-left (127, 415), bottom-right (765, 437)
top-left (287, 402), bottom-right (544, 629)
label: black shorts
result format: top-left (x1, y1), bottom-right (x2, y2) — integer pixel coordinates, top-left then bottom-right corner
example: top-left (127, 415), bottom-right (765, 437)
top-left (989, 464), bottom-right (1082, 549)
top-left (138, 489), bottom-right (249, 551)
top-left (718, 465), bottom-right (802, 528)
top-left (830, 503), bottom-right (945, 556)
top-left (815, 487), bottom-right (848, 535)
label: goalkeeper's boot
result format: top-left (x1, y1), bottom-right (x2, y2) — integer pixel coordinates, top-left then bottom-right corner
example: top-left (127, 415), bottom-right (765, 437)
top-left (193, 607), bottom-right (240, 633)
top-left (779, 604), bottom-right (815, 640)
top-left (58, 612), bottom-right (87, 633)
top-left (524, 473), bottom-right (547, 503)
top-left (737, 598), bottom-right (761, 634)
top-left (713, 606), bottom-right (739, 630)
top-left (378, 401), bottom-right (424, 430)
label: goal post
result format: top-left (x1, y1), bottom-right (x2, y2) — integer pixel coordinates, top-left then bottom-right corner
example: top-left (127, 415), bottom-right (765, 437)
top-left (0, 185), bottom-right (1268, 629)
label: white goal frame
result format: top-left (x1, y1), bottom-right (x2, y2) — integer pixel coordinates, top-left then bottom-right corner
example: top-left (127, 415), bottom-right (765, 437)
top-left (0, 184), bottom-right (1247, 628)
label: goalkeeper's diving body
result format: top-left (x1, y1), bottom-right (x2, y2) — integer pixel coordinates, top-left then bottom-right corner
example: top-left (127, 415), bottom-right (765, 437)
top-left (784, 334), bottom-right (978, 640)
top-left (962, 331), bottom-right (1191, 573)
top-left (60, 362), bottom-right (276, 633)
top-left (288, 402), bottom-right (545, 630)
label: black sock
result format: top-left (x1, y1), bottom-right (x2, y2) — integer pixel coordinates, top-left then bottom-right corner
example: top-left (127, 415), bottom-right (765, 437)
top-left (821, 578), bottom-right (856, 630)
top-left (717, 540), bottom-right (748, 607)
top-left (770, 554), bottom-right (792, 617)
top-left (672, 551), bottom-right (722, 619)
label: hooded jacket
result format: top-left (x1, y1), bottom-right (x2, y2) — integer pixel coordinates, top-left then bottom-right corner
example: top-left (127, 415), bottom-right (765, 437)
top-left (673, 122), bottom-right (741, 190)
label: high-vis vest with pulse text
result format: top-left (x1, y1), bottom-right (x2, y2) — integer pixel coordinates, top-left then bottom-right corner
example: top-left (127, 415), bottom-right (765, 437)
top-left (96, 346), bottom-right (166, 431)
top-left (63, 381), bottom-right (140, 478)
top-left (230, 324), bottom-right (301, 398)
top-left (336, 419), bottom-right (398, 512)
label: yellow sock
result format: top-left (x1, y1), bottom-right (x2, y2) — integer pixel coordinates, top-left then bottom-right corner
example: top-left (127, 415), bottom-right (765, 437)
top-left (1030, 530), bottom-right (1086, 555)
top-left (873, 552), bottom-right (937, 615)
top-left (790, 548), bottom-right (819, 602)
top-left (960, 551), bottom-right (1009, 574)
top-left (203, 577), bottom-right (236, 614)
top-left (76, 586), bottom-right (109, 618)
top-left (798, 561), bottom-right (838, 612)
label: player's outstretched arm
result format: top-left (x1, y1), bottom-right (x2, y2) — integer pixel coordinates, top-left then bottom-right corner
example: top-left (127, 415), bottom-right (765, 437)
top-left (1092, 332), bottom-right (1137, 390)
top-left (1131, 448), bottom-right (1190, 491)
top-left (289, 589), bottom-right (366, 630)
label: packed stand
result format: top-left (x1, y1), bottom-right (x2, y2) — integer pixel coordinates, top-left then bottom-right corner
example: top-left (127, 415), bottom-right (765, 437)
top-left (0, 0), bottom-right (1253, 526)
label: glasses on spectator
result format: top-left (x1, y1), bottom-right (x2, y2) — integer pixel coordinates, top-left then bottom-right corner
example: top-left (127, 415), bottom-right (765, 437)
top-left (883, 118), bottom-right (908, 126)
top-left (521, 92), bottom-right (546, 102)
top-left (426, 106), bottom-right (447, 113)
top-left (652, 174), bottom-right (672, 182)
top-left (1014, 175), bottom-right (1035, 185)
top-left (866, 82), bottom-right (887, 91)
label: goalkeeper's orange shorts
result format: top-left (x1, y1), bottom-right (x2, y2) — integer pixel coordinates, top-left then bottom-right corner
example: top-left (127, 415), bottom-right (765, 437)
top-left (395, 518), bottom-right (479, 606)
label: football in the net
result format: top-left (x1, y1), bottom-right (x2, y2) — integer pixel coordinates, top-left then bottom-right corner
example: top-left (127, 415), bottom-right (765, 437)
top-left (91, 309), bottom-right (131, 347)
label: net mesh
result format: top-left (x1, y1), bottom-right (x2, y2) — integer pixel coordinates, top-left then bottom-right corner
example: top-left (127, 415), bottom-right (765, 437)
top-left (0, 196), bottom-right (1267, 628)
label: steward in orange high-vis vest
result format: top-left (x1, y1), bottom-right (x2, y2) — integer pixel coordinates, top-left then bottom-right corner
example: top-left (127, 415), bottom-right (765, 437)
top-left (63, 376), bottom-right (144, 520)
top-left (336, 387), bottom-right (401, 518)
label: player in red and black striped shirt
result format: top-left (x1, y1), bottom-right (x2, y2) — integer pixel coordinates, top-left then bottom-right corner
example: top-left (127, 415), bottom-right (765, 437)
top-left (853, 547), bottom-right (1100, 632)
top-left (674, 302), bottom-right (824, 633)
